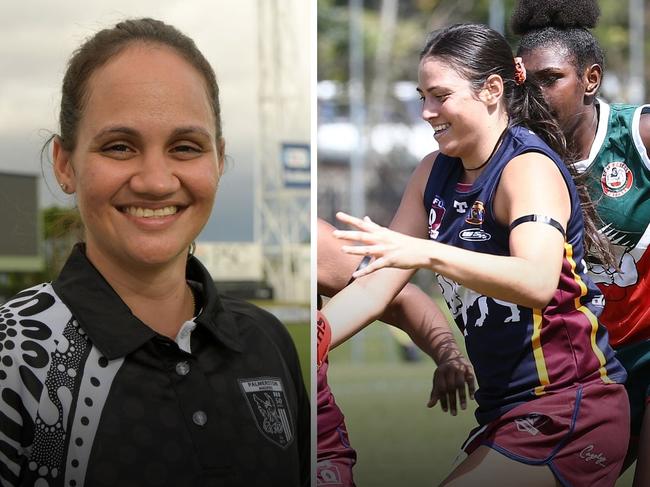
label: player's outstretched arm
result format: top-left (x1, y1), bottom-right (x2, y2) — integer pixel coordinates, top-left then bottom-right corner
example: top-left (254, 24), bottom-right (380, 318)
top-left (319, 217), bottom-right (475, 414)
top-left (320, 154), bottom-right (436, 347)
top-left (334, 153), bottom-right (571, 309)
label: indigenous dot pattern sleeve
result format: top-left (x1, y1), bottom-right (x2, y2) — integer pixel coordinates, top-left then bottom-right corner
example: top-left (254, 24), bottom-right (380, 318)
top-left (0, 245), bottom-right (310, 487)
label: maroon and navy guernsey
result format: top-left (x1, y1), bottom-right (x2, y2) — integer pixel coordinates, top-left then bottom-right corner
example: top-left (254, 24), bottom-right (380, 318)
top-left (423, 125), bottom-right (627, 425)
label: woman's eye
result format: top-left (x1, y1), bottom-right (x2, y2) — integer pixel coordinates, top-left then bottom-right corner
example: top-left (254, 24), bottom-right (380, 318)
top-left (104, 143), bottom-right (132, 152)
top-left (173, 145), bottom-right (201, 153)
top-left (539, 75), bottom-right (560, 87)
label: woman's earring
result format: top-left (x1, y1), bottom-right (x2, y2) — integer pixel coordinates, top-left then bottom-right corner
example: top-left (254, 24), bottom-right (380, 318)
top-left (59, 182), bottom-right (68, 192)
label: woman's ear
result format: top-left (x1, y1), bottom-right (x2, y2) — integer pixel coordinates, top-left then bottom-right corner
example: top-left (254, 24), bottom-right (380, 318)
top-left (53, 136), bottom-right (76, 193)
top-left (217, 136), bottom-right (226, 177)
top-left (584, 63), bottom-right (602, 101)
top-left (479, 74), bottom-right (504, 106)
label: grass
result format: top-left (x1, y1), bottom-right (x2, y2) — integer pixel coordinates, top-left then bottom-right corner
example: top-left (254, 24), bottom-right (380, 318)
top-left (328, 322), bottom-right (637, 486)
top-left (287, 322), bottom-right (310, 390)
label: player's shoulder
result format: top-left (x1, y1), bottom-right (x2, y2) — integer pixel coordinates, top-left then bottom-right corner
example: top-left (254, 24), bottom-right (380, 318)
top-left (419, 150), bottom-right (440, 171)
top-left (408, 150), bottom-right (440, 189)
top-left (637, 109), bottom-right (650, 152)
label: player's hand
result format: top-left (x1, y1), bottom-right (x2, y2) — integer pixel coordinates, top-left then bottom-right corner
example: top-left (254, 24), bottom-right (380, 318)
top-left (427, 356), bottom-right (476, 416)
top-left (333, 212), bottom-right (433, 277)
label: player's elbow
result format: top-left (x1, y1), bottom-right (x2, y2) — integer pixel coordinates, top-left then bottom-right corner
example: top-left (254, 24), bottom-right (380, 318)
top-left (520, 278), bottom-right (558, 309)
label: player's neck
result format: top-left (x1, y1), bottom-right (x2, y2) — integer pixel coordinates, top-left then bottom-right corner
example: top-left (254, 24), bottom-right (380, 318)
top-left (572, 104), bottom-right (599, 161)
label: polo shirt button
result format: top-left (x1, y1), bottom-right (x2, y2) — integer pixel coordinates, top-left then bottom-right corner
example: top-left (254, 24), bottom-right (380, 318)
top-left (192, 410), bottom-right (207, 426)
top-left (175, 361), bottom-right (190, 376)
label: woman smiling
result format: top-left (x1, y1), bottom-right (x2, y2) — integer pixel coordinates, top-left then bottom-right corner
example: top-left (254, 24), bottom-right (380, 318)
top-left (0, 18), bottom-right (308, 487)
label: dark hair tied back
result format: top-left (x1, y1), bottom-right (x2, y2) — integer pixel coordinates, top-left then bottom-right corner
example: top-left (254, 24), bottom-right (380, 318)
top-left (420, 23), bottom-right (568, 161)
top-left (512, 0), bottom-right (604, 75)
top-left (511, 0), bottom-right (600, 35)
top-left (59, 18), bottom-right (222, 152)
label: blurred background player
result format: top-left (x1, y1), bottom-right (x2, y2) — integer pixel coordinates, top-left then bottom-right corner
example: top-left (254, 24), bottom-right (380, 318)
top-left (513, 1), bottom-right (650, 485)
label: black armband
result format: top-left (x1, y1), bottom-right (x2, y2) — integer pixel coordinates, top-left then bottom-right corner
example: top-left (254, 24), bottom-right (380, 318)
top-left (509, 214), bottom-right (566, 238)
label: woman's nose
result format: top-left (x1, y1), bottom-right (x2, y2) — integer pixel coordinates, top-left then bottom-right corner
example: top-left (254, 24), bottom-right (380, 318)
top-left (129, 152), bottom-right (180, 196)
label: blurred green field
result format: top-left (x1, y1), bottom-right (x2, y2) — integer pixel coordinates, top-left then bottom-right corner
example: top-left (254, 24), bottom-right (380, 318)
top-left (328, 322), bottom-right (637, 487)
top-left (287, 322), bottom-right (310, 390)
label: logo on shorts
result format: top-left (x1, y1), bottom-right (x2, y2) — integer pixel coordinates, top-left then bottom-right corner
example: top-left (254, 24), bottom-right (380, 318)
top-left (317, 460), bottom-right (344, 485)
top-left (579, 444), bottom-right (608, 467)
top-left (428, 196), bottom-right (446, 240)
top-left (601, 161), bottom-right (633, 198)
top-left (514, 414), bottom-right (548, 436)
top-left (239, 377), bottom-right (294, 448)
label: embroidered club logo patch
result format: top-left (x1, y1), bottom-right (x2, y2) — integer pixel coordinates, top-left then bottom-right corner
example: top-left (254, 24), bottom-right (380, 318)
top-left (239, 377), bottom-right (294, 448)
top-left (601, 161), bottom-right (633, 197)
top-left (514, 413), bottom-right (549, 436)
top-left (465, 201), bottom-right (485, 225)
top-left (428, 196), bottom-right (446, 240)
top-left (317, 460), bottom-right (344, 485)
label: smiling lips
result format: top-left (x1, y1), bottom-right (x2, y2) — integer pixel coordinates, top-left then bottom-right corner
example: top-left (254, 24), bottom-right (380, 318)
top-left (122, 205), bottom-right (180, 218)
top-left (432, 123), bottom-right (450, 134)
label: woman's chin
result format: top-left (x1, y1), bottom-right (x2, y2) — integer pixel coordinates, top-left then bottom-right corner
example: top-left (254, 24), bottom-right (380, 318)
top-left (87, 239), bottom-right (191, 271)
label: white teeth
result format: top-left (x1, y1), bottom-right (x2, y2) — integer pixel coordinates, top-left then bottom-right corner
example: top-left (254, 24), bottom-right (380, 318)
top-left (124, 206), bottom-right (178, 218)
top-left (432, 123), bottom-right (450, 133)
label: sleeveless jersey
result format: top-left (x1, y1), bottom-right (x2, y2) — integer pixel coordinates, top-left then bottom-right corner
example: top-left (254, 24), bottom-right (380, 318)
top-left (574, 100), bottom-right (650, 347)
top-left (423, 125), bottom-right (626, 425)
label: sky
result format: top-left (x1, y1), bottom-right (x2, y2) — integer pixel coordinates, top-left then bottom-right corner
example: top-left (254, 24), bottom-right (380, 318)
top-left (0, 0), bottom-right (310, 242)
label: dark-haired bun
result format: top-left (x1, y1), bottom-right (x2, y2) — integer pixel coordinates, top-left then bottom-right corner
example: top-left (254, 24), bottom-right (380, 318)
top-left (511, 0), bottom-right (600, 35)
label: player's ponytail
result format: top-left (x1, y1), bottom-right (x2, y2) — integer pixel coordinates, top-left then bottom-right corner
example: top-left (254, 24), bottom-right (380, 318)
top-left (507, 57), bottom-right (568, 159)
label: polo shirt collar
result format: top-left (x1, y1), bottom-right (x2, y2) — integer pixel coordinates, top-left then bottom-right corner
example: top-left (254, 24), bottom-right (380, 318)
top-left (53, 244), bottom-right (243, 360)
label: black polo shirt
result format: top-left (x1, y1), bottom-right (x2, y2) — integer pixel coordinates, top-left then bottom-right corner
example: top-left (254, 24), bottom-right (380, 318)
top-left (0, 245), bottom-right (309, 486)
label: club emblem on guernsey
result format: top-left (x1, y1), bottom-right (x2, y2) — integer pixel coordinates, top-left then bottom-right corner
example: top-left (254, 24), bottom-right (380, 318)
top-left (239, 377), bottom-right (294, 448)
top-left (428, 196), bottom-right (446, 239)
top-left (460, 200), bottom-right (491, 241)
top-left (465, 201), bottom-right (485, 225)
top-left (601, 161), bottom-right (633, 197)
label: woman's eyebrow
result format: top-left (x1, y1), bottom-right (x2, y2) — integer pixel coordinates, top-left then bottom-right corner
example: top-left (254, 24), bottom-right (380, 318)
top-left (170, 126), bottom-right (212, 138)
top-left (92, 125), bottom-right (212, 139)
top-left (94, 125), bottom-right (140, 139)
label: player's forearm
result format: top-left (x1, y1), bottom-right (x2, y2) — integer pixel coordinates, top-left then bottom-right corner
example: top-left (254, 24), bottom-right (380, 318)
top-left (323, 266), bottom-right (414, 348)
top-left (423, 239), bottom-right (561, 309)
top-left (379, 282), bottom-right (463, 364)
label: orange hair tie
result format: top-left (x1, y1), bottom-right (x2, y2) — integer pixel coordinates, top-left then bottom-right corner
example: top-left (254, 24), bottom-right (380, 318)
top-left (514, 57), bottom-right (526, 85)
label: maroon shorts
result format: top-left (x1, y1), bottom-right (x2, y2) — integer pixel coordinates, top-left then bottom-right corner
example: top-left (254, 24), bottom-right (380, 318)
top-left (317, 361), bottom-right (356, 486)
top-left (461, 382), bottom-right (629, 486)
top-left (316, 421), bottom-right (356, 487)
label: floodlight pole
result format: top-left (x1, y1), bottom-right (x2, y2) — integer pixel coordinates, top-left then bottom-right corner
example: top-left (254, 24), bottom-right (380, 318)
top-left (629, 0), bottom-right (645, 104)
top-left (349, 0), bottom-right (366, 219)
top-left (489, 0), bottom-right (505, 35)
